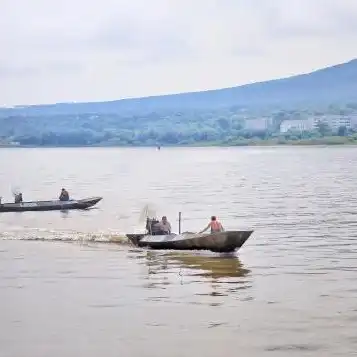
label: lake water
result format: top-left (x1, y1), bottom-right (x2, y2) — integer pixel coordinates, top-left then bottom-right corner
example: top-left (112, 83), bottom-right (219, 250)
top-left (1, 146), bottom-right (357, 356)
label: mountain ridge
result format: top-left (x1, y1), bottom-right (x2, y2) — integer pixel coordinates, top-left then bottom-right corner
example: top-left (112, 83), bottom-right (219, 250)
top-left (1, 58), bottom-right (357, 117)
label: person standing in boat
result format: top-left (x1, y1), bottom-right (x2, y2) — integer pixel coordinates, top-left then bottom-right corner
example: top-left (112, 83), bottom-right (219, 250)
top-left (14, 192), bottom-right (23, 203)
top-left (59, 188), bottom-right (69, 201)
top-left (157, 216), bottom-right (171, 234)
top-left (198, 216), bottom-right (224, 234)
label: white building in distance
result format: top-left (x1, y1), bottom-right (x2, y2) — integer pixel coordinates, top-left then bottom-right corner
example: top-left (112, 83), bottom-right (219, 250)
top-left (317, 115), bottom-right (351, 130)
top-left (280, 114), bottom-right (356, 133)
top-left (280, 119), bottom-right (314, 133)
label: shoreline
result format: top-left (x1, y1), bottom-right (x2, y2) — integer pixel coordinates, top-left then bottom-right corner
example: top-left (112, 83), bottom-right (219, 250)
top-left (1, 141), bottom-right (357, 149)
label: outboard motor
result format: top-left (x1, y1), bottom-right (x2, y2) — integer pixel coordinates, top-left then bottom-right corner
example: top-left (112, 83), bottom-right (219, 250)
top-left (145, 217), bottom-right (162, 235)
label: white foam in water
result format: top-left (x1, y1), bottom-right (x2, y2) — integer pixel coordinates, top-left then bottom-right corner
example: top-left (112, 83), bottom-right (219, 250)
top-left (0, 226), bottom-right (131, 244)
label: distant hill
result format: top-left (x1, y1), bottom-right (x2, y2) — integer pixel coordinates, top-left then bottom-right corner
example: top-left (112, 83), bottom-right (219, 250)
top-left (1, 58), bottom-right (357, 147)
top-left (1, 58), bottom-right (357, 117)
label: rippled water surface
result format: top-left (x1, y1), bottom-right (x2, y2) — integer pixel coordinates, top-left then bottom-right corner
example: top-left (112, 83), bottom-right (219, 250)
top-left (1, 147), bottom-right (357, 356)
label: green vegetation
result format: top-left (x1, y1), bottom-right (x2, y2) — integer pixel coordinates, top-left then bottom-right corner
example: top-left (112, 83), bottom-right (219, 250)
top-left (1, 105), bottom-right (357, 147)
top-left (1, 58), bottom-right (357, 147)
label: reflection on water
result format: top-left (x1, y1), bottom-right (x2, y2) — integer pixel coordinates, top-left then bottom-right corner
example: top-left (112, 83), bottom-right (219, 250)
top-left (160, 251), bottom-right (251, 278)
top-left (127, 249), bottom-right (252, 303)
top-left (142, 250), bottom-right (250, 279)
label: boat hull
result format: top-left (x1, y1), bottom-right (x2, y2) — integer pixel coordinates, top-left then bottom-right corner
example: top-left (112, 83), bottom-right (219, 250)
top-left (126, 230), bottom-right (253, 253)
top-left (0, 196), bottom-right (102, 213)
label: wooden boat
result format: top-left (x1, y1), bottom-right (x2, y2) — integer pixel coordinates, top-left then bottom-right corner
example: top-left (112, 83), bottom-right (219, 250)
top-left (0, 196), bottom-right (102, 213)
top-left (126, 217), bottom-right (253, 253)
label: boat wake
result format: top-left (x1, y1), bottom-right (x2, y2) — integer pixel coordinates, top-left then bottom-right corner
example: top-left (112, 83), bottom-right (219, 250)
top-left (0, 227), bottom-right (131, 245)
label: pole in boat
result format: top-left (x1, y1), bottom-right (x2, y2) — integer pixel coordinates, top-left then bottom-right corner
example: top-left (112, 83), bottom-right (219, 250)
top-left (178, 211), bottom-right (182, 234)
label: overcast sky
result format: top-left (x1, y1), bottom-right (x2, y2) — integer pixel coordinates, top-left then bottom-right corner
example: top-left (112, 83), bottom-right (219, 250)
top-left (1, 0), bottom-right (357, 106)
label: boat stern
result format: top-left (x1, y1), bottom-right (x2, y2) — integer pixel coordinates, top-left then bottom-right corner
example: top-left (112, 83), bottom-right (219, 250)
top-left (126, 234), bottom-right (145, 246)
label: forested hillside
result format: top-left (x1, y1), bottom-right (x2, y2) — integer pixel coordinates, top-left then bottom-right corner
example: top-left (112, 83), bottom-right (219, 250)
top-left (1, 59), bottom-right (357, 146)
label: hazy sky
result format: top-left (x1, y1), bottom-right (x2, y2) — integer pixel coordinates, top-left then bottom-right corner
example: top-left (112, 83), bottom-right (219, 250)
top-left (1, 0), bottom-right (357, 106)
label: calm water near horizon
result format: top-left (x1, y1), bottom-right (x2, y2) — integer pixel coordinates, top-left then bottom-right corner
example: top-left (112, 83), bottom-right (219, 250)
top-left (1, 146), bottom-right (357, 356)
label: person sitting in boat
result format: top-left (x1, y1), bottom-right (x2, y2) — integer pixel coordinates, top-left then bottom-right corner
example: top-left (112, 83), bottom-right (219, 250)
top-left (156, 216), bottom-right (171, 234)
top-left (59, 188), bottom-right (69, 201)
top-left (14, 192), bottom-right (23, 203)
top-left (198, 216), bottom-right (224, 234)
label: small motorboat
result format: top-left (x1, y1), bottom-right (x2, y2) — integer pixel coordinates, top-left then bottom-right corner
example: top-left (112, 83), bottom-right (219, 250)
top-left (0, 196), bottom-right (102, 213)
top-left (126, 217), bottom-right (253, 253)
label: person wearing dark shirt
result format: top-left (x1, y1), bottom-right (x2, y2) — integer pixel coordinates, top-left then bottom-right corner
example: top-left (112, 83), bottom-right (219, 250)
top-left (14, 192), bottom-right (23, 203)
top-left (59, 188), bottom-right (69, 201)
